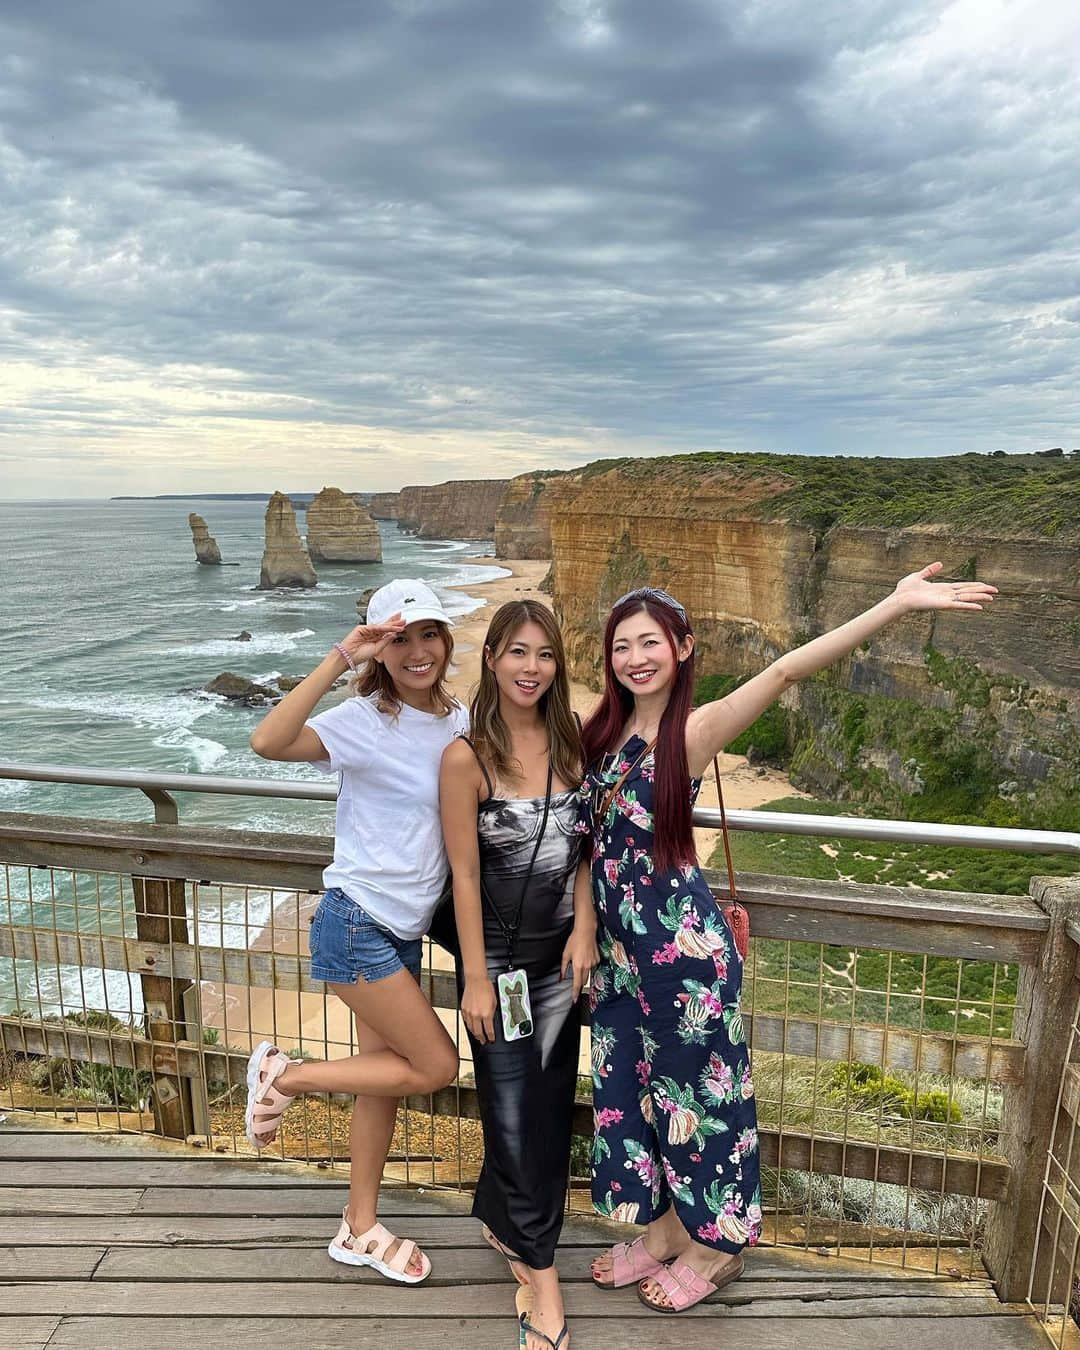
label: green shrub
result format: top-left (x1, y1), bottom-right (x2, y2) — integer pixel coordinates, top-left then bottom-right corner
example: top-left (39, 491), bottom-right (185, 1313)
top-left (827, 1063), bottom-right (962, 1124)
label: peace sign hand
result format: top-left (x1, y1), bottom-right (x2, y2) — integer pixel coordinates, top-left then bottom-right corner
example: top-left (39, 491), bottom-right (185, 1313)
top-left (894, 562), bottom-right (998, 613)
top-left (335, 614), bottom-right (406, 666)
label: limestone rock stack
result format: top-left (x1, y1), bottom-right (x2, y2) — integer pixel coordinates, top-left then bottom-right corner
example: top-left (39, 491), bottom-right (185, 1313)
top-left (306, 487), bottom-right (382, 563)
top-left (188, 513), bottom-right (222, 565)
top-left (257, 492), bottom-right (317, 589)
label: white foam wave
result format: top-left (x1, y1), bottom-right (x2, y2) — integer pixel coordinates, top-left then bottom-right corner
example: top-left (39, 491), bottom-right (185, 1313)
top-left (162, 628), bottom-right (316, 657)
top-left (0, 779), bottom-right (30, 800)
top-left (152, 727), bottom-right (230, 773)
top-left (20, 690), bottom-right (216, 732)
top-left (218, 597), bottom-right (270, 613)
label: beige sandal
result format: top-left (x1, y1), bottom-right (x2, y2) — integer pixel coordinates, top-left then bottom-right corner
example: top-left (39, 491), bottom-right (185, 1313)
top-left (328, 1209), bottom-right (432, 1285)
top-left (243, 1041), bottom-right (295, 1149)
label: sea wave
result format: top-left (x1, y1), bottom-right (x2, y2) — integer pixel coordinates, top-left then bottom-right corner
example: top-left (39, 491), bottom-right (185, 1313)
top-left (162, 628), bottom-right (317, 657)
top-left (218, 597), bottom-right (270, 613)
top-left (18, 689), bottom-right (219, 731)
top-left (152, 726), bottom-right (230, 773)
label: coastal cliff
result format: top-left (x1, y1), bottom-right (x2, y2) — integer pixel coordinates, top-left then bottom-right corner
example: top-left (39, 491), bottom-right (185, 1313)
top-left (397, 479), bottom-right (509, 539)
top-left (187, 513), bottom-right (222, 565)
top-left (494, 471), bottom-right (563, 558)
top-left (365, 492), bottom-right (401, 519)
top-left (549, 452), bottom-right (1079, 824)
top-left (257, 492), bottom-right (317, 589)
top-left (305, 487), bottom-right (381, 563)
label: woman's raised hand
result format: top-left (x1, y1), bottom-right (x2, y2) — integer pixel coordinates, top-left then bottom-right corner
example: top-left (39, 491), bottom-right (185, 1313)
top-left (893, 561), bottom-right (998, 612)
top-left (335, 614), bottom-right (406, 666)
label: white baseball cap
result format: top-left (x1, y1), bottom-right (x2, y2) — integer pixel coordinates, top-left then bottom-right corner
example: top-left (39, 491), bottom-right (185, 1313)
top-left (366, 578), bottom-right (455, 628)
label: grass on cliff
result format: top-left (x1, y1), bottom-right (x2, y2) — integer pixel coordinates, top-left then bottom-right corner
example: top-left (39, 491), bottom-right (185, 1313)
top-left (577, 448), bottom-right (1080, 540)
top-left (709, 794), bottom-right (1080, 1041)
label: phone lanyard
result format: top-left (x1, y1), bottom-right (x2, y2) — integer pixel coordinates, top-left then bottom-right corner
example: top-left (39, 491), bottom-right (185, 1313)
top-left (482, 760), bottom-right (553, 971)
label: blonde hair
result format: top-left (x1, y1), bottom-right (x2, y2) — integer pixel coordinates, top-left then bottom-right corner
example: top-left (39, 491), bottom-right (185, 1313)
top-left (469, 601), bottom-right (581, 788)
top-left (352, 621), bottom-right (458, 717)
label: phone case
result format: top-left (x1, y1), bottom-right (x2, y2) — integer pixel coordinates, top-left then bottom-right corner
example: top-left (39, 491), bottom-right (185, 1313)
top-left (497, 969), bottom-right (533, 1041)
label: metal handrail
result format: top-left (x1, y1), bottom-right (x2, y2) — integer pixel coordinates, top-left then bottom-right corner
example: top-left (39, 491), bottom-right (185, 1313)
top-left (2, 760), bottom-right (1077, 856)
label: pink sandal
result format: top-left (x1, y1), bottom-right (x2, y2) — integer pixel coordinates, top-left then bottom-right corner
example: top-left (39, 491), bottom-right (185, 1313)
top-left (637, 1253), bottom-right (744, 1313)
top-left (243, 1041), bottom-right (295, 1149)
top-left (329, 1209), bottom-right (432, 1285)
top-left (591, 1235), bottom-right (667, 1290)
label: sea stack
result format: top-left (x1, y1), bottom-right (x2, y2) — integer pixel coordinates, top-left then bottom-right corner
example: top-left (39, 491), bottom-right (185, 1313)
top-left (306, 487), bottom-right (382, 563)
top-left (257, 492), bottom-right (317, 590)
top-left (188, 513), bottom-right (222, 565)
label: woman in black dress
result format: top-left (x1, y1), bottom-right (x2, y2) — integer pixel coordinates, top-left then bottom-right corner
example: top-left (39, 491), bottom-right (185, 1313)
top-left (441, 600), bottom-right (598, 1350)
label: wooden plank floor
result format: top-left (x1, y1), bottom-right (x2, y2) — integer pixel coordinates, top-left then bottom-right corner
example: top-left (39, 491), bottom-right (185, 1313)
top-left (0, 1116), bottom-right (1049, 1350)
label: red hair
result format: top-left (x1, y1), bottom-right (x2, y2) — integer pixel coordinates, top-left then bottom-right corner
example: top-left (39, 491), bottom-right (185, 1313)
top-left (581, 593), bottom-right (697, 872)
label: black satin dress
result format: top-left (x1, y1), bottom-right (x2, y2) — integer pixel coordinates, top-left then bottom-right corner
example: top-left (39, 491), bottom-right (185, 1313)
top-left (457, 761), bottom-right (582, 1270)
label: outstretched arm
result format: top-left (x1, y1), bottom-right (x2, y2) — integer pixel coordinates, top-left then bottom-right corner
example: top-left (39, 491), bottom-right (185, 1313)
top-left (686, 562), bottom-right (997, 774)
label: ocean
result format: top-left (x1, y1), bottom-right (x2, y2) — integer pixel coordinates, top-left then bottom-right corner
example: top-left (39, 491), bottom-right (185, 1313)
top-left (0, 498), bottom-right (506, 835)
top-left (1, 499), bottom-right (508, 1015)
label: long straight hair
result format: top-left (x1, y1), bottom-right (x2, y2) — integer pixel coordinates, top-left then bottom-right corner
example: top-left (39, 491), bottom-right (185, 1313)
top-left (353, 621), bottom-right (457, 718)
top-left (581, 594), bottom-right (697, 871)
top-left (469, 600), bottom-right (582, 789)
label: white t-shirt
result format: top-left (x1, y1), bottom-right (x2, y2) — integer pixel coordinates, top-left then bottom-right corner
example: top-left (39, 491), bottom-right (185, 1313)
top-left (306, 693), bottom-right (469, 939)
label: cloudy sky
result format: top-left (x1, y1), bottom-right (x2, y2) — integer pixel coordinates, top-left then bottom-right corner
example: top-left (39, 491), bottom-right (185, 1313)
top-left (3, 0), bottom-right (1079, 498)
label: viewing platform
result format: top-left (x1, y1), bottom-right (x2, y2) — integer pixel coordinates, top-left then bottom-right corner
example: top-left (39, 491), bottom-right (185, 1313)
top-left (1, 762), bottom-right (1078, 1348)
top-left (0, 1116), bottom-right (1049, 1349)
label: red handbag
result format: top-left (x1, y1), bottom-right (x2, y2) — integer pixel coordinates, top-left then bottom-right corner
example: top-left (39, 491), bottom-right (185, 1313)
top-left (712, 756), bottom-right (750, 960)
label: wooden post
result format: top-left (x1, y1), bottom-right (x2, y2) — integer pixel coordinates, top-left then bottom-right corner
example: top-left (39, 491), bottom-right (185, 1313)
top-left (132, 875), bottom-right (195, 1140)
top-left (984, 875), bottom-right (1080, 1304)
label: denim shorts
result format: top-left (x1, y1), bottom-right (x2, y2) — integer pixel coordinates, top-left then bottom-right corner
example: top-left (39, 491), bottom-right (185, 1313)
top-left (308, 887), bottom-right (422, 984)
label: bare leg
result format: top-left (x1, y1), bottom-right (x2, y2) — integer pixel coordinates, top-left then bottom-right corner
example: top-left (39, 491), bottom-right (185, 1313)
top-left (522, 1264), bottom-right (568, 1350)
top-left (343, 1006), bottom-right (426, 1277)
top-left (275, 968), bottom-right (458, 1098)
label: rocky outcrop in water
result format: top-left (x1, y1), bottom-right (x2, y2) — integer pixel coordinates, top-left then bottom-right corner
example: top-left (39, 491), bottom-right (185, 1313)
top-left (203, 672), bottom-right (278, 705)
top-left (305, 487), bottom-right (382, 563)
top-left (257, 492), bottom-right (317, 589)
top-left (188, 513), bottom-right (222, 565)
top-left (396, 479), bottom-right (510, 539)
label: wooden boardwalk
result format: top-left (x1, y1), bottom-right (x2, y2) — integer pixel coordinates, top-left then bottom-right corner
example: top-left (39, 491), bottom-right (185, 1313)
top-left (0, 1117), bottom-right (1048, 1350)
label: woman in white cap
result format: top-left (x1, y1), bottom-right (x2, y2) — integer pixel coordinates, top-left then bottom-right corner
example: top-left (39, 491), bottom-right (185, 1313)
top-left (244, 578), bottom-right (468, 1285)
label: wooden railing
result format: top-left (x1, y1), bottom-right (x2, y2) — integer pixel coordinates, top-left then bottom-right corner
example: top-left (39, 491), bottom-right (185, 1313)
top-left (0, 806), bottom-right (1078, 1311)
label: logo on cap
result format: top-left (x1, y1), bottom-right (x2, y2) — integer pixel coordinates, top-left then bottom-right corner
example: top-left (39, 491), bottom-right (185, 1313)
top-left (404, 595), bottom-right (416, 603)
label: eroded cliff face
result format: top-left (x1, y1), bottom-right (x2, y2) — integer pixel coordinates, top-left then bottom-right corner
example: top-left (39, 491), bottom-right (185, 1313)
top-left (365, 492), bottom-right (401, 519)
top-left (257, 492), bottom-right (317, 589)
top-left (188, 513), bottom-right (222, 565)
top-left (396, 479), bottom-right (509, 539)
top-left (549, 462), bottom-right (1079, 817)
top-left (306, 487), bottom-right (381, 563)
top-left (494, 472), bottom-right (563, 558)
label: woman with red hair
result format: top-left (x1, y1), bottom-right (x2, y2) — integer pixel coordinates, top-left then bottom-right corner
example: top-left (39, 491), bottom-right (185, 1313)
top-left (581, 564), bottom-right (996, 1313)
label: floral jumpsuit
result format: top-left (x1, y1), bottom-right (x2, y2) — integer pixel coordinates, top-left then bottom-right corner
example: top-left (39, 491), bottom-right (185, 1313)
top-left (579, 737), bottom-right (762, 1253)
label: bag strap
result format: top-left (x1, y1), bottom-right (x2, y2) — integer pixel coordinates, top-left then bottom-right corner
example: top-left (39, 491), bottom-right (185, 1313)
top-left (459, 734), bottom-right (495, 803)
top-left (712, 756), bottom-right (738, 905)
top-left (598, 737), bottom-right (657, 822)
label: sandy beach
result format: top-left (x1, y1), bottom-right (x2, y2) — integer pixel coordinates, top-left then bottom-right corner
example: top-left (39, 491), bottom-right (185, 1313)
top-left (199, 558), bottom-right (805, 1067)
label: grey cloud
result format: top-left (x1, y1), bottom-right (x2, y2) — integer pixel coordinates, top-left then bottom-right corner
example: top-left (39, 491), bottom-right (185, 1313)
top-left (2, 0), bottom-right (1080, 496)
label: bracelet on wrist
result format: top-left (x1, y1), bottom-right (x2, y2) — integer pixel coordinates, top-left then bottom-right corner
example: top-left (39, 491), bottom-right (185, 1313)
top-left (332, 642), bottom-right (357, 672)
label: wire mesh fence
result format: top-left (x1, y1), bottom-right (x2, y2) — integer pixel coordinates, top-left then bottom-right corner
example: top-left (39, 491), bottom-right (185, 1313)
top-left (0, 852), bottom-right (1025, 1281)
